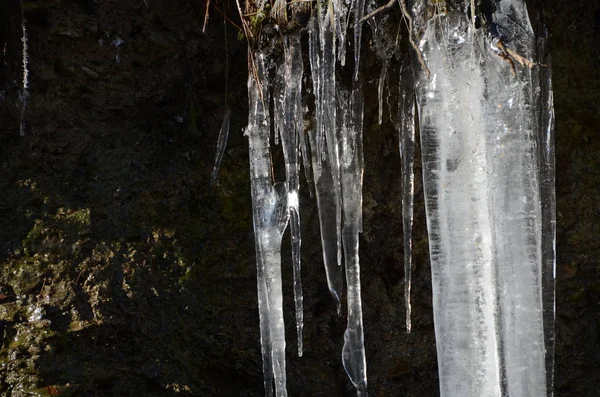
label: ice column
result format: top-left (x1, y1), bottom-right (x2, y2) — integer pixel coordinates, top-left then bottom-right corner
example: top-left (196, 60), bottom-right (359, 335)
top-left (415, 7), bottom-right (548, 397)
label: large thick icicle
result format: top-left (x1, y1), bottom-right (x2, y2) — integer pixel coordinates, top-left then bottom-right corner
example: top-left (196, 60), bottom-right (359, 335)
top-left (246, 50), bottom-right (290, 397)
top-left (398, 61), bottom-right (415, 334)
top-left (415, 7), bottom-right (548, 397)
top-left (339, 84), bottom-right (367, 395)
top-left (490, 3), bottom-right (549, 396)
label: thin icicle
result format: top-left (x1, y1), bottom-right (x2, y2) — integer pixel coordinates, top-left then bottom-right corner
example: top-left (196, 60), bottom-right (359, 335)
top-left (319, 4), bottom-right (343, 271)
top-left (377, 62), bottom-right (387, 125)
top-left (308, 17), bottom-right (323, 179)
top-left (19, 0), bottom-right (29, 136)
top-left (335, 0), bottom-right (351, 66)
top-left (339, 83), bottom-right (367, 396)
top-left (211, 109), bottom-right (231, 186)
top-left (367, 12), bottom-right (394, 126)
top-left (279, 33), bottom-right (304, 357)
top-left (353, 0), bottom-right (365, 80)
top-left (247, 50), bottom-right (289, 397)
top-left (398, 61), bottom-right (415, 333)
top-left (536, 20), bottom-right (556, 397)
top-left (298, 108), bottom-right (314, 198)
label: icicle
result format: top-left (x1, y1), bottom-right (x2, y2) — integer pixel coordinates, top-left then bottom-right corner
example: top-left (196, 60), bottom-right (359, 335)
top-left (308, 18), bottom-right (323, 179)
top-left (307, 123), bottom-right (344, 309)
top-left (536, 20), bottom-right (556, 397)
top-left (298, 107), bottom-right (314, 198)
top-left (211, 109), bottom-right (231, 186)
top-left (339, 83), bottom-right (367, 396)
top-left (366, 11), bottom-right (394, 127)
top-left (415, 8), bottom-right (547, 396)
top-left (377, 62), bottom-right (387, 125)
top-left (309, 6), bottom-right (344, 307)
top-left (279, 33), bottom-right (304, 357)
top-left (247, 50), bottom-right (289, 397)
top-left (491, 3), bottom-right (548, 396)
top-left (353, 0), bottom-right (365, 80)
top-left (334, 0), bottom-right (351, 66)
top-left (319, 4), bottom-right (343, 270)
top-left (398, 61), bottom-right (415, 333)
top-left (416, 15), bottom-right (505, 395)
top-left (19, 0), bottom-right (29, 136)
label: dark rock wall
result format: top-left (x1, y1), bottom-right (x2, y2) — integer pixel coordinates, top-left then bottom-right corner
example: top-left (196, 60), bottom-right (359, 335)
top-left (0, 0), bottom-right (597, 396)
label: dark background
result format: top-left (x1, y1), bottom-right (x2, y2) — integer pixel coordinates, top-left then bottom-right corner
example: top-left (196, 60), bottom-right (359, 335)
top-left (0, 0), bottom-right (598, 396)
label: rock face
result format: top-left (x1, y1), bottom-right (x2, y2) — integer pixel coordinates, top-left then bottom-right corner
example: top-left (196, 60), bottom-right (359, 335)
top-left (0, 1), bottom-right (598, 396)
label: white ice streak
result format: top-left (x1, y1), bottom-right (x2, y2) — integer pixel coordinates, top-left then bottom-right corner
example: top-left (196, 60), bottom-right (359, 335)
top-left (247, 50), bottom-right (290, 397)
top-left (211, 109), bottom-right (231, 186)
top-left (416, 7), bottom-right (548, 397)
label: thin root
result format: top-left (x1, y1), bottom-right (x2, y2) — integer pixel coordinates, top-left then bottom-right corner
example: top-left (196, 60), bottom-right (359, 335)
top-left (359, 0), bottom-right (396, 23)
top-left (203, 0), bottom-right (211, 32)
top-left (496, 40), bottom-right (538, 76)
top-left (398, 0), bottom-right (430, 78)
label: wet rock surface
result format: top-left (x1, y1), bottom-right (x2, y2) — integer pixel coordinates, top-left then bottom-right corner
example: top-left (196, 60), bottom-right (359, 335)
top-left (0, 0), bottom-right (598, 396)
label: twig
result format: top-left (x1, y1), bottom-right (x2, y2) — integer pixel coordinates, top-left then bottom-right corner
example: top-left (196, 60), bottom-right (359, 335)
top-left (235, 0), bottom-right (265, 106)
top-left (210, 3), bottom-right (244, 33)
top-left (359, 0), bottom-right (396, 23)
top-left (398, 0), bottom-right (430, 78)
top-left (497, 40), bottom-right (536, 69)
top-left (203, 0), bottom-right (211, 32)
top-left (495, 39), bottom-right (539, 77)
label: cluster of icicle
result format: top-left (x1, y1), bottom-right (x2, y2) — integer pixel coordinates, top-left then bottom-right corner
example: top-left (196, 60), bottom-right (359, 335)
top-left (234, 0), bottom-right (555, 396)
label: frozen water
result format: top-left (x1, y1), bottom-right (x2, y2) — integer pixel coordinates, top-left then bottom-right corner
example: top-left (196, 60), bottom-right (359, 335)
top-left (535, 22), bottom-right (556, 395)
top-left (211, 109), bottom-right (231, 186)
top-left (398, 60), bottom-right (415, 333)
top-left (242, 1), bottom-right (554, 396)
top-left (308, 13), bottom-right (344, 307)
top-left (247, 50), bottom-right (290, 397)
top-left (277, 33), bottom-right (305, 356)
top-left (415, 6), bottom-right (548, 396)
top-left (339, 83), bottom-right (368, 395)
top-left (19, 2), bottom-right (29, 136)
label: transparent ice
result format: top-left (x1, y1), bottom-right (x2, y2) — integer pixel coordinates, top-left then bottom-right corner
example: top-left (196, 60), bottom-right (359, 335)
top-left (414, 4), bottom-right (551, 396)
top-left (240, 1), bottom-right (555, 396)
top-left (246, 50), bottom-right (289, 397)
